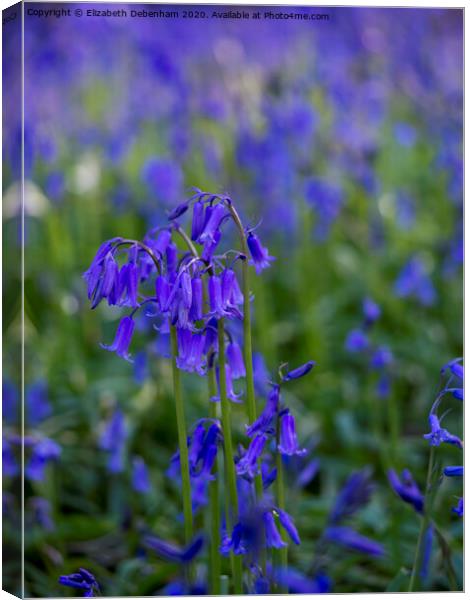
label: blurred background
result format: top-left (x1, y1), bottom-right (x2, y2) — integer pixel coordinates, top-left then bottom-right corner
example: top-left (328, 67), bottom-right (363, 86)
top-left (2, 4), bottom-right (463, 596)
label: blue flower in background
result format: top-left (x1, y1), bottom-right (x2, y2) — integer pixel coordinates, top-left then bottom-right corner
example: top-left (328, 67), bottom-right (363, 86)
top-left (388, 468), bottom-right (423, 514)
top-left (99, 409), bottom-right (127, 474)
top-left (25, 438), bottom-right (61, 481)
top-left (141, 157), bottom-right (183, 205)
top-left (345, 328), bottom-right (369, 352)
top-left (59, 568), bottom-right (99, 597)
top-left (132, 456), bottom-right (151, 494)
top-left (305, 177), bottom-right (343, 240)
top-left (394, 257), bottom-right (436, 306)
top-left (325, 525), bottom-right (384, 557)
top-left (26, 380), bottom-right (52, 426)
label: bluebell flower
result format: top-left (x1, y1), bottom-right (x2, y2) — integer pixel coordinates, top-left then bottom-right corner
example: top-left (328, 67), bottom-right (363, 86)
top-left (101, 315), bottom-right (135, 362)
top-left (420, 525), bottom-right (433, 580)
top-left (212, 365), bottom-right (243, 403)
top-left (2, 379), bottom-right (18, 425)
top-left (452, 497), bottom-right (463, 517)
top-left (305, 177), bottom-right (343, 240)
top-left (345, 329), bottom-right (369, 352)
top-left (132, 456), bottom-right (151, 494)
top-left (443, 466), bottom-right (463, 477)
top-left (198, 203), bottom-right (227, 244)
top-left (30, 497), bottom-right (54, 531)
top-left (189, 277), bottom-right (204, 321)
top-left (253, 352), bottom-right (271, 397)
top-left (394, 257), bottom-right (436, 306)
top-left (370, 346), bottom-right (393, 369)
top-left (296, 457), bottom-right (320, 489)
top-left (246, 385), bottom-right (279, 437)
top-left (282, 360), bottom-right (315, 382)
top-left (25, 438), bottom-right (61, 481)
top-left (277, 508), bottom-right (300, 544)
top-left (141, 157), bottom-right (183, 204)
top-left (263, 511), bottom-right (286, 549)
top-left (99, 409), bottom-right (127, 474)
top-left (236, 434), bottom-right (267, 479)
top-left (363, 297), bottom-right (381, 325)
top-left (325, 526), bottom-right (384, 557)
top-left (118, 262), bottom-right (139, 308)
top-left (201, 229), bottom-right (222, 263)
top-left (278, 411), bottom-right (306, 456)
top-left (144, 533), bottom-right (204, 564)
top-left (247, 232), bottom-right (275, 274)
top-left (388, 469), bottom-right (423, 514)
top-left (377, 373), bottom-right (391, 398)
top-left (329, 468), bottom-right (374, 524)
top-left (423, 414), bottom-right (462, 449)
top-left (176, 329), bottom-right (206, 375)
top-left (3, 439), bottom-right (18, 477)
top-left (190, 201), bottom-right (205, 241)
top-left (441, 358), bottom-right (463, 380)
top-left (226, 341), bottom-right (246, 379)
top-left (133, 351), bottom-right (148, 384)
top-left (275, 568), bottom-right (331, 594)
top-left (44, 171), bottom-right (65, 202)
top-left (26, 380), bottom-right (52, 425)
top-left (58, 568), bottom-right (100, 597)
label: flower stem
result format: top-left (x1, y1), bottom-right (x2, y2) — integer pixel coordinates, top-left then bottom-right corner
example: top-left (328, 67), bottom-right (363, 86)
top-left (208, 366), bottom-right (221, 595)
top-left (408, 446), bottom-right (436, 592)
top-left (218, 319), bottom-right (243, 594)
top-left (169, 325), bottom-right (193, 545)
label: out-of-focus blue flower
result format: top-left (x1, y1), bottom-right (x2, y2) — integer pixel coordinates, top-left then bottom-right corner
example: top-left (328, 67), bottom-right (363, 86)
top-left (212, 365), bottom-right (243, 404)
top-left (44, 171), bottom-right (65, 202)
top-left (141, 157), bottom-right (183, 204)
top-left (394, 257), bottom-right (436, 306)
top-left (282, 360), bottom-right (315, 382)
top-left (226, 341), bottom-right (246, 379)
top-left (329, 468), bottom-right (374, 524)
top-left (101, 316), bottom-right (135, 363)
top-left (25, 438), bottom-right (61, 481)
top-left (3, 439), bottom-right (18, 477)
top-left (99, 409), bottom-right (127, 474)
top-left (325, 526), bottom-right (384, 557)
top-left (58, 568), bottom-right (99, 597)
top-left (275, 568), bottom-right (332, 594)
top-left (253, 353), bottom-right (271, 397)
top-left (278, 411), bottom-right (306, 457)
top-left (263, 510), bottom-right (286, 549)
top-left (420, 524), bottom-right (433, 580)
top-left (377, 373), bottom-right (391, 398)
top-left (247, 232), bottom-right (275, 275)
top-left (394, 122), bottom-right (417, 147)
top-left (370, 346), bottom-right (393, 369)
top-left (423, 414), bottom-right (462, 449)
top-left (2, 380), bottom-right (18, 425)
top-left (305, 177), bottom-right (343, 240)
top-left (443, 466), bottom-right (463, 477)
top-left (388, 468), bottom-right (423, 514)
top-left (363, 297), bottom-right (381, 325)
top-left (144, 533), bottom-right (204, 564)
top-left (395, 192), bottom-right (416, 230)
top-left (345, 329), bottom-right (369, 352)
top-left (26, 380), bottom-right (52, 425)
top-left (31, 497), bottom-right (54, 531)
top-left (132, 456), bottom-right (151, 494)
top-left (133, 351), bottom-right (149, 384)
top-left (452, 497), bottom-right (463, 517)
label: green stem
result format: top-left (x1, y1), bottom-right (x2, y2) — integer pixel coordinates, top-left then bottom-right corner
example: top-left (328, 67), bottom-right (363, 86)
top-left (218, 319), bottom-right (243, 594)
top-left (170, 326), bottom-right (193, 545)
top-left (408, 446), bottom-right (436, 592)
top-left (208, 367), bottom-right (221, 595)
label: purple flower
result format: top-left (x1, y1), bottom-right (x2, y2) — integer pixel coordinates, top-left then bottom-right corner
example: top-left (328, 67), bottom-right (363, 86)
top-left (305, 177), bottom-right (343, 240)
top-left (263, 511), bottom-right (286, 549)
top-left (118, 262), bottom-right (139, 308)
top-left (176, 329), bottom-right (206, 375)
top-left (363, 297), bottom-right (381, 325)
top-left (141, 157), bottom-right (183, 203)
top-left (99, 409), bottom-right (127, 474)
top-left (191, 201), bottom-right (205, 241)
top-left (201, 229), bottom-right (221, 263)
top-left (2, 380), bottom-right (18, 425)
top-left (25, 438), bottom-right (61, 481)
top-left (452, 498), bottom-right (463, 517)
top-left (420, 525), bottom-right (433, 580)
top-left (189, 277), bottom-right (203, 321)
top-left (275, 568), bottom-right (331, 594)
top-left (208, 276), bottom-right (228, 319)
top-left (345, 329), bottom-right (368, 352)
top-left (31, 497), bottom-right (54, 531)
top-left (423, 414), bottom-right (462, 449)
top-left (59, 568), bottom-right (100, 597)
top-left (226, 341), bottom-right (246, 379)
top-left (132, 456), bottom-right (151, 494)
top-left (443, 466), bottom-right (463, 477)
top-left (26, 380), bottom-right (52, 425)
top-left (144, 533), bottom-right (204, 564)
top-left (3, 439), bottom-right (18, 477)
top-left (246, 385), bottom-right (279, 437)
top-left (247, 232), bottom-right (275, 274)
top-left (325, 526), bottom-right (384, 557)
top-left (329, 468), bottom-right (374, 524)
top-left (212, 365), bottom-right (242, 403)
top-left (84, 241), bottom-right (122, 309)
top-left (236, 434), bottom-right (266, 479)
top-left (394, 257), bottom-right (436, 306)
top-left (282, 360), bottom-right (315, 382)
top-left (370, 346), bottom-right (393, 369)
top-left (441, 358), bottom-right (463, 380)
top-left (198, 203), bottom-right (227, 244)
top-left (388, 469), bottom-right (423, 514)
top-left (277, 508), bottom-right (300, 545)
top-left (278, 411), bottom-right (306, 456)
top-left (101, 316), bottom-right (135, 362)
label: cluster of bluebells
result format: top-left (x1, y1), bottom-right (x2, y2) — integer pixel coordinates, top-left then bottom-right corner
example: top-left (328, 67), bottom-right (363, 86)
top-left (82, 190), bottom-right (325, 593)
top-left (345, 297), bottom-right (393, 397)
top-left (425, 358), bottom-right (464, 517)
